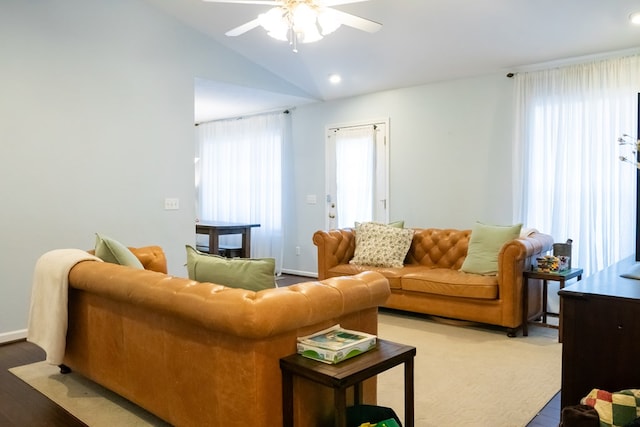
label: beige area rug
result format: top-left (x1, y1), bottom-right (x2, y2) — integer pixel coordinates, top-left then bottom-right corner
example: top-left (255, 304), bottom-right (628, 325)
top-left (9, 312), bottom-right (560, 427)
top-left (376, 311), bottom-right (562, 427)
top-left (9, 362), bottom-right (170, 426)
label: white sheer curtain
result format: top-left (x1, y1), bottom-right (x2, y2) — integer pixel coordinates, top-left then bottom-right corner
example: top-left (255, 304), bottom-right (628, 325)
top-left (195, 111), bottom-right (287, 273)
top-left (334, 126), bottom-right (376, 228)
top-left (514, 54), bottom-right (640, 279)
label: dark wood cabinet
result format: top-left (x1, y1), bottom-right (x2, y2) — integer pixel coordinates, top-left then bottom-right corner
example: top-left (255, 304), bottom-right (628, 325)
top-left (559, 256), bottom-right (640, 409)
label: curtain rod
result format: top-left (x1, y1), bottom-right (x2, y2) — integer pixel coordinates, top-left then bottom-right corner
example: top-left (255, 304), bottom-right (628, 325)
top-left (195, 108), bottom-right (292, 126)
top-left (329, 123), bottom-right (381, 132)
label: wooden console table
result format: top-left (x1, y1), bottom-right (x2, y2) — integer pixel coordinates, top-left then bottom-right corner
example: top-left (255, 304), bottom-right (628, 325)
top-left (559, 256), bottom-right (640, 409)
top-left (280, 339), bottom-right (416, 427)
top-left (195, 221), bottom-right (259, 258)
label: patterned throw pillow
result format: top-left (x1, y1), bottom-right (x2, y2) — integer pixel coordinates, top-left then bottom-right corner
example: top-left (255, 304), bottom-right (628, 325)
top-left (349, 222), bottom-right (414, 268)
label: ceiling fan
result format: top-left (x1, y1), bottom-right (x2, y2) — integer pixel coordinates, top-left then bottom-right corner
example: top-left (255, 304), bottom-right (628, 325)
top-left (203, 0), bottom-right (382, 52)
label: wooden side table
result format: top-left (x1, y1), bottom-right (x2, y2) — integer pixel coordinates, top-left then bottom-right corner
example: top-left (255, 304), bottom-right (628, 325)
top-left (522, 267), bottom-right (583, 338)
top-left (194, 221), bottom-right (260, 258)
top-left (280, 339), bottom-right (416, 427)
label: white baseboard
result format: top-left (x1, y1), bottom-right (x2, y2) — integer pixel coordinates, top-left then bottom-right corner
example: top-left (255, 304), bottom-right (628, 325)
top-left (0, 329), bottom-right (27, 344)
top-left (280, 269), bottom-right (317, 278)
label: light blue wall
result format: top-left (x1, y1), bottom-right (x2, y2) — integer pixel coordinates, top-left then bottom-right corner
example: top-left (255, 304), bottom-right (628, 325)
top-left (0, 0), bottom-right (313, 341)
top-left (0, 0), bottom-right (521, 340)
top-left (283, 74), bottom-right (517, 274)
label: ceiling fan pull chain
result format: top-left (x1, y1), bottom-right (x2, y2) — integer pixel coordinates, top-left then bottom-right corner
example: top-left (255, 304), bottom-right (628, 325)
top-left (290, 27), bottom-right (298, 52)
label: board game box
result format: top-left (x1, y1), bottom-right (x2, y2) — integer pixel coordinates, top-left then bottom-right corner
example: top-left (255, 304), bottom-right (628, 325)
top-left (296, 324), bottom-right (377, 364)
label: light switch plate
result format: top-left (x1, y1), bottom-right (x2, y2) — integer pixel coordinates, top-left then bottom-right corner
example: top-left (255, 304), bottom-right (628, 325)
top-left (164, 198), bottom-right (179, 210)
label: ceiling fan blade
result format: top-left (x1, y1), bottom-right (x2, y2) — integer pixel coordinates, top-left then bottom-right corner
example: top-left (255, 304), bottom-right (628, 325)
top-left (225, 18), bottom-right (261, 36)
top-left (203, 0), bottom-right (279, 5)
top-left (331, 9), bottom-right (382, 33)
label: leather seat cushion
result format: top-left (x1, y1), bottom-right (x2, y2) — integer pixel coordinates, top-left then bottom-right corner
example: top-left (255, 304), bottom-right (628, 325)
top-left (327, 264), bottom-right (428, 289)
top-left (401, 269), bottom-right (498, 299)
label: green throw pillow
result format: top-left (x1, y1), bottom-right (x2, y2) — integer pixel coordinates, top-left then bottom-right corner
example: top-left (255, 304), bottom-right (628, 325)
top-left (95, 233), bottom-right (144, 269)
top-left (185, 245), bottom-right (276, 291)
top-left (460, 222), bottom-right (523, 275)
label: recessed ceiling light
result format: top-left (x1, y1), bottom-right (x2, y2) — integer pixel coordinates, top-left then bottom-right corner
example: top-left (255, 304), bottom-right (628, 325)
top-left (329, 74), bottom-right (342, 84)
top-left (630, 12), bottom-right (640, 25)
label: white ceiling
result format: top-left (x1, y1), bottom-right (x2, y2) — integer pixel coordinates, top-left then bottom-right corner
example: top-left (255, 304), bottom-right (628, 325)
top-left (143, 0), bottom-right (640, 122)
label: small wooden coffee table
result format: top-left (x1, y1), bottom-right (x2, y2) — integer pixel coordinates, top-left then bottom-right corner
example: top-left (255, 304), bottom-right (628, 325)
top-left (280, 338), bottom-right (416, 427)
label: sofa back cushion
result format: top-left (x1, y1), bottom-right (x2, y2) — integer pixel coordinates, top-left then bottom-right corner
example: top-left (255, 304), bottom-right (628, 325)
top-left (404, 228), bottom-right (472, 269)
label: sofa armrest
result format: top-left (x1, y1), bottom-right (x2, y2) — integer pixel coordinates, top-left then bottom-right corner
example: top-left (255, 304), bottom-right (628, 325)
top-left (500, 232), bottom-right (554, 271)
top-left (313, 229), bottom-right (356, 280)
top-left (87, 245), bottom-right (168, 274)
top-left (129, 245), bottom-right (168, 273)
top-left (496, 232), bottom-right (554, 324)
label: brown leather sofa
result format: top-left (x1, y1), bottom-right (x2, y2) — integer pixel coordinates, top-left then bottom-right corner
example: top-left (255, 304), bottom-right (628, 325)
top-left (62, 246), bottom-right (391, 427)
top-left (313, 228), bottom-right (554, 336)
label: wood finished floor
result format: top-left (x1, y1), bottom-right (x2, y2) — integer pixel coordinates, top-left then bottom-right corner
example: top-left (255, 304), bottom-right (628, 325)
top-left (0, 340), bottom-right (85, 427)
top-left (1, 274), bottom-right (561, 427)
top-left (526, 392), bottom-right (561, 427)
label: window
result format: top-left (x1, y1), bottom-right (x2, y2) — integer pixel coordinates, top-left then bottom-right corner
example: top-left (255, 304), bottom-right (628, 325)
top-left (514, 55), bottom-right (640, 277)
top-left (195, 111), bottom-right (288, 272)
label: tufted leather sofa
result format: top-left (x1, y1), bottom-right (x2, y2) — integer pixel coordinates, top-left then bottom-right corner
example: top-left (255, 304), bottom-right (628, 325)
top-left (313, 228), bottom-right (554, 336)
top-left (62, 246), bottom-right (391, 426)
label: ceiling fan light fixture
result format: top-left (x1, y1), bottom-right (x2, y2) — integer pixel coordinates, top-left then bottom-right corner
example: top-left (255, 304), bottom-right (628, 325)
top-left (292, 3), bottom-right (323, 43)
top-left (210, 0), bottom-right (382, 52)
top-left (256, 1), bottom-right (344, 47)
top-left (292, 3), bottom-right (316, 26)
top-left (267, 28), bottom-right (289, 41)
top-left (258, 7), bottom-right (289, 41)
top-left (297, 26), bottom-right (323, 43)
top-left (317, 9), bottom-right (341, 35)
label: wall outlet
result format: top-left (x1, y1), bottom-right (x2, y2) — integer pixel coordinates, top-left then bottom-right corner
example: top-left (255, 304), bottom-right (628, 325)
top-left (295, 246), bottom-right (301, 256)
top-left (164, 198), bottom-right (180, 210)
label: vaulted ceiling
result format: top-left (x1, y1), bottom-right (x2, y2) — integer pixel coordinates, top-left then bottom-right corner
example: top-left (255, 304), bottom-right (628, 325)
top-left (143, 0), bottom-right (640, 122)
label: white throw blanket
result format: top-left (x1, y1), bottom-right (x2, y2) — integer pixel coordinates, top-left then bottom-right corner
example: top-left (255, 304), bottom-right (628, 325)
top-left (27, 249), bottom-right (102, 365)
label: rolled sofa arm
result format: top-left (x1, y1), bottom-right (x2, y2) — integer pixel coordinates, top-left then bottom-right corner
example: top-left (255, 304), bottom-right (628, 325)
top-left (502, 232), bottom-right (555, 266)
top-left (87, 245), bottom-right (168, 274)
top-left (313, 229), bottom-right (356, 280)
top-left (129, 245), bottom-right (168, 273)
top-left (497, 231), bottom-right (554, 305)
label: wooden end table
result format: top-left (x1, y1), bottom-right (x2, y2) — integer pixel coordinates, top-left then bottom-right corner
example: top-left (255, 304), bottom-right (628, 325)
top-left (280, 339), bottom-right (416, 427)
top-left (194, 221), bottom-right (260, 258)
top-left (522, 267), bottom-right (583, 339)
